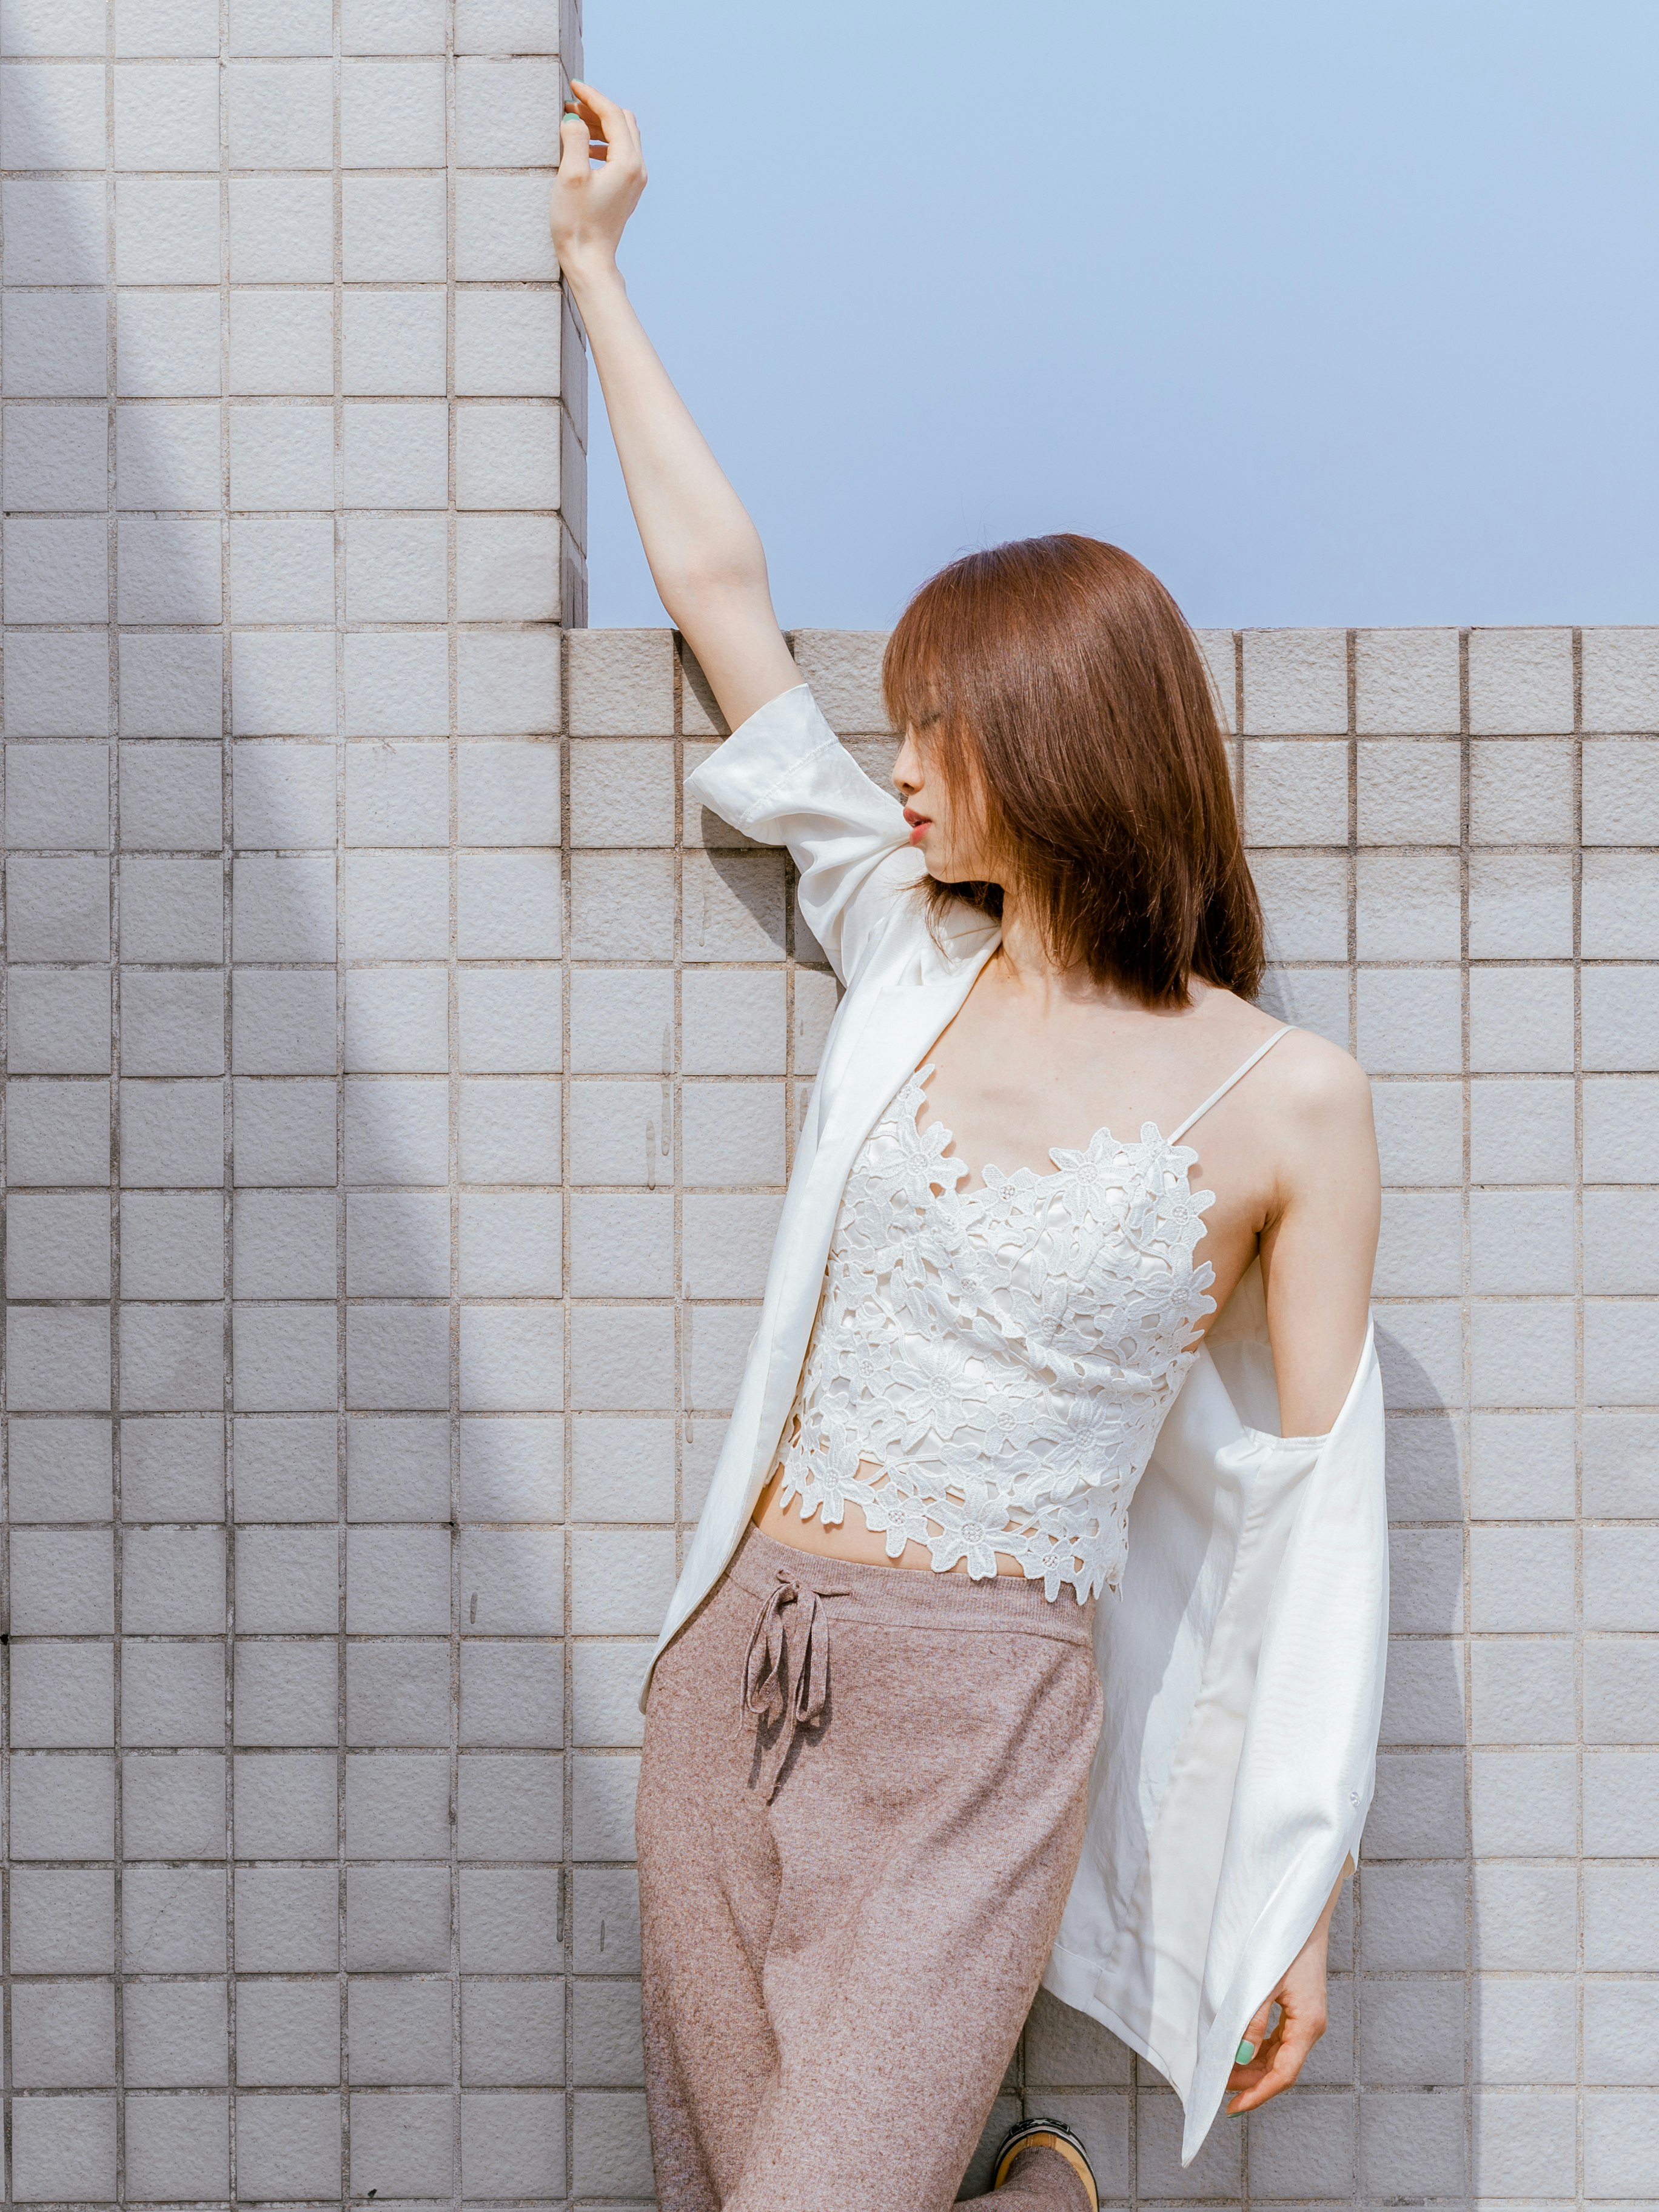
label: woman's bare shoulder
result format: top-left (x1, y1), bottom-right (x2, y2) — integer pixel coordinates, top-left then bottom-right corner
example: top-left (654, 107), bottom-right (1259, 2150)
top-left (1258, 1025), bottom-right (1378, 1190)
top-left (1269, 1024), bottom-right (1372, 1114)
top-left (1196, 991), bottom-right (1369, 1110)
top-left (1185, 988), bottom-right (1373, 1153)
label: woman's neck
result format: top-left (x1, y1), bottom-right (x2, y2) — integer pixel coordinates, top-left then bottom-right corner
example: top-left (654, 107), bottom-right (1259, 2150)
top-left (991, 893), bottom-right (1201, 1019)
top-left (993, 897), bottom-right (1115, 1011)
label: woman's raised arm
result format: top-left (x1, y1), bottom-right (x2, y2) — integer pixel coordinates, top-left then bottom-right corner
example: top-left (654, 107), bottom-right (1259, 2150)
top-left (551, 85), bottom-right (802, 730)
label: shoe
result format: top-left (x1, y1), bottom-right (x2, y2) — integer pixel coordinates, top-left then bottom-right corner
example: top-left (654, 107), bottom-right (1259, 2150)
top-left (992, 2117), bottom-right (1099, 2211)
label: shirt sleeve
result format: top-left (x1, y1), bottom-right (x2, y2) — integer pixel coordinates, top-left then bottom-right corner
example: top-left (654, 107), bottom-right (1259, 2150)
top-left (684, 683), bottom-right (925, 985)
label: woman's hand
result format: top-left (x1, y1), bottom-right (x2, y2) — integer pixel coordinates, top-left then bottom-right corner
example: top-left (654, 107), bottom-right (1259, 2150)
top-left (551, 82), bottom-right (646, 282)
top-left (1224, 1874), bottom-right (1343, 2116)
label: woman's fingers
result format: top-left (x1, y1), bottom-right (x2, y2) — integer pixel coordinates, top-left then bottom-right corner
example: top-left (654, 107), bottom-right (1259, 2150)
top-left (1225, 1992), bottom-right (1326, 2117)
top-left (1227, 2016), bottom-right (1321, 2114)
top-left (569, 81), bottom-right (637, 164)
top-left (556, 72), bottom-right (601, 155)
top-left (1240, 1997), bottom-right (1275, 2054)
top-left (1223, 1997), bottom-right (1276, 2112)
top-left (572, 82), bottom-right (635, 149)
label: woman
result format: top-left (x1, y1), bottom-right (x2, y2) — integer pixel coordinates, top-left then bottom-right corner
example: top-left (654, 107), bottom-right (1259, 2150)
top-left (552, 89), bottom-right (1386, 2212)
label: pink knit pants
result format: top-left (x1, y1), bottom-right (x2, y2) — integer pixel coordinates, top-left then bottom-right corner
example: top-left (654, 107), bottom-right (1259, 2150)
top-left (636, 1524), bottom-right (1104, 2212)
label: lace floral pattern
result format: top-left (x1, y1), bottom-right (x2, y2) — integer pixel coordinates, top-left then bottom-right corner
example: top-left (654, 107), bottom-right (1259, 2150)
top-left (777, 1067), bottom-right (1218, 1601)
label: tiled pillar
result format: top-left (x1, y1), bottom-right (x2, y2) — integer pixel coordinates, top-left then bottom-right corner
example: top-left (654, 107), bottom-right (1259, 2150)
top-left (2, 2), bottom-right (583, 2206)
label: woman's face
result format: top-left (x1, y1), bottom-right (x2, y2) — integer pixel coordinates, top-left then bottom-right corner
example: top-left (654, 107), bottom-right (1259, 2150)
top-left (892, 723), bottom-right (1000, 885)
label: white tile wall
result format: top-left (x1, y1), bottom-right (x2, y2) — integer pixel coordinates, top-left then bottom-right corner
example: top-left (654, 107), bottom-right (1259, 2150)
top-left (5, 8), bottom-right (1659, 2204)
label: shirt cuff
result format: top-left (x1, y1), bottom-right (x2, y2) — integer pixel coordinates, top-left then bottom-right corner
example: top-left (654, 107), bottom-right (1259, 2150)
top-left (683, 683), bottom-right (840, 834)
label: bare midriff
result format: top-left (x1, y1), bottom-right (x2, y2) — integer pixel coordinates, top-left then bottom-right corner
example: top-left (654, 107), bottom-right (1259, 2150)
top-left (749, 1456), bottom-right (1030, 1576)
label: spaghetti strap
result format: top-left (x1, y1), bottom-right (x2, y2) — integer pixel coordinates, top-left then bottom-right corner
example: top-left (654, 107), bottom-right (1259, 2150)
top-left (1168, 1026), bottom-right (1295, 1145)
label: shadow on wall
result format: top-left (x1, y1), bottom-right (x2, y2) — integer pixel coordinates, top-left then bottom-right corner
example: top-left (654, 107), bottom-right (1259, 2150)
top-left (3, 41), bottom-right (569, 2210)
top-left (1367, 1326), bottom-right (1473, 2210)
top-left (1371, 1319), bottom-right (1589, 2207)
top-left (6, 378), bottom-right (564, 1448)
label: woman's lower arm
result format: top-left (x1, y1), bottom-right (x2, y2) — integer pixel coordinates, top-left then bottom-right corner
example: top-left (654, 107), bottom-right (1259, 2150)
top-left (564, 257), bottom-right (760, 597)
top-left (562, 255), bottom-right (800, 725)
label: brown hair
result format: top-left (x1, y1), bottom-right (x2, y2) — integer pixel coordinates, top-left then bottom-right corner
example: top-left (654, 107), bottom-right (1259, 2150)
top-left (882, 534), bottom-right (1263, 1007)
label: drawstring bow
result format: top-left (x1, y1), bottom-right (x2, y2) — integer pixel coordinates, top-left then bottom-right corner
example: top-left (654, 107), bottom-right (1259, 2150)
top-left (740, 1569), bottom-right (846, 1801)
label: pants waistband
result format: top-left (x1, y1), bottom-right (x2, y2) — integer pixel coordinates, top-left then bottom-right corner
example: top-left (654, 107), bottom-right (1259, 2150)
top-left (725, 1522), bottom-right (1096, 1649)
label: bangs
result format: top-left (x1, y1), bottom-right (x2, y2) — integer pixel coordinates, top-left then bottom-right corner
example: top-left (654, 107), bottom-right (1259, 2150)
top-left (882, 617), bottom-right (948, 743)
top-left (878, 535), bottom-right (1262, 1009)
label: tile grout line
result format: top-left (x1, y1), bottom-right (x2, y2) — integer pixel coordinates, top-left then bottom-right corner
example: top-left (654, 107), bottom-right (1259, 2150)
top-left (330, 5), bottom-right (350, 2206)
top-left (1571, 622), bottom-right (1586, 2212)
top-left (102, 6), bottom-right (127, 2207)
top-left (444, 12), bottom-right (464, 2212)
top-left (1457, 622), bottom-right (1473, 2207)
top-left (216, 0), bottom-right (239, 2196)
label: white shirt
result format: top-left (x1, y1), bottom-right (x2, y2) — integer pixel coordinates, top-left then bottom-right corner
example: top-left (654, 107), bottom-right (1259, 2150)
top-left (645, 683), bottom-right (1388, 2165)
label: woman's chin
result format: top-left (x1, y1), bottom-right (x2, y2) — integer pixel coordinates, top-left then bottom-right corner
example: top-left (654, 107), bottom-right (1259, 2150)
top-left (919, 850), bottom-right (983, 886)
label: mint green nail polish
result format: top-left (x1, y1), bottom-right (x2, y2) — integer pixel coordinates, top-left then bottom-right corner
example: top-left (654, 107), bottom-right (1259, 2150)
top-left (1236, 2039), bottom-right (1256, 2065)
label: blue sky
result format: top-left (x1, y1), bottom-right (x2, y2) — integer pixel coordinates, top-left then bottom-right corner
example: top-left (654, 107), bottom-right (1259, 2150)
top-left (583, 1), bottom-right (1659, 632)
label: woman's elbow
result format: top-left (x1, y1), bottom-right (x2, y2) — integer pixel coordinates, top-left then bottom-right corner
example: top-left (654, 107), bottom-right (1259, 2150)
top-left (654, 561), bottom-right (773, 630)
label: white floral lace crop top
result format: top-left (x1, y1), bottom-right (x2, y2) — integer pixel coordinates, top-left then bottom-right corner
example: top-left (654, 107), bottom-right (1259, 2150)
top-left (776, 1027), bottom-right (1293, 1603)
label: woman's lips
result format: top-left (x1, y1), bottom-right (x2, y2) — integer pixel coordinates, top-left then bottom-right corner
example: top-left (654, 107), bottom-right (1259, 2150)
top-left (903, 809), bottom-right (930, 844)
